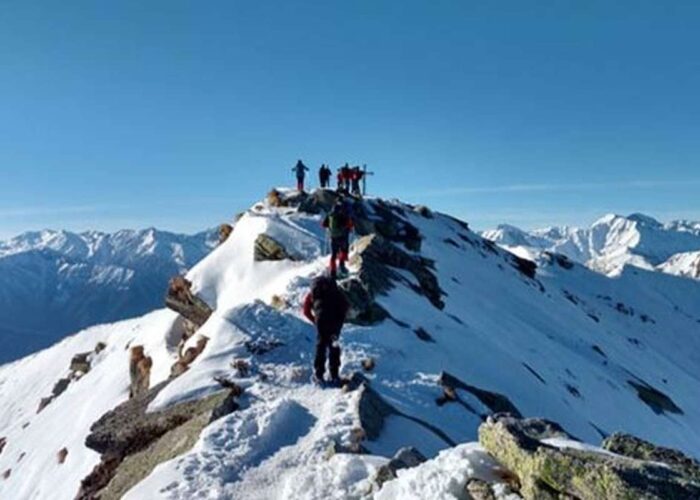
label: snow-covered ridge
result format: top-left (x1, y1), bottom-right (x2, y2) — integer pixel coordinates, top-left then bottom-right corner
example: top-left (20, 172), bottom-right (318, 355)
top-left (1, 192), bottom-right (699, 499)
top-left (0, 228), bottom-right (216, 364)
top-left (483, 213), bottom-right (700, 278)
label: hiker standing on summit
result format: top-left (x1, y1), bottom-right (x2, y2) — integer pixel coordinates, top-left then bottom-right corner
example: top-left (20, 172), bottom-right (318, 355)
top-left (303, 275), bottom-right (349, 386)
top-left (323, 200), bottom-right (354, 279)
top-left (319, 164), bottom-right (331, 188)
top-left (292, 159), bottom-right (309, 192)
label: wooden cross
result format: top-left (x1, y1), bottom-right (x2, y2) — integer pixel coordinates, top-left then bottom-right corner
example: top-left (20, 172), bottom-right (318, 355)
top-left (362, 164), bottom-right (375, 196)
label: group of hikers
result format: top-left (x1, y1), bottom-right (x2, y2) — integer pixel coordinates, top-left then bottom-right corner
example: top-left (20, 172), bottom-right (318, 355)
top-left (293, 159), bottom-right (366, 196)
top-left (286, 160), bottom-right (369, 387)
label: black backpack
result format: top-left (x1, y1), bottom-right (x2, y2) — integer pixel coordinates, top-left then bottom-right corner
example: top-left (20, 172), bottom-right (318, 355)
top-left (310, 276), bottom-right (347, 326)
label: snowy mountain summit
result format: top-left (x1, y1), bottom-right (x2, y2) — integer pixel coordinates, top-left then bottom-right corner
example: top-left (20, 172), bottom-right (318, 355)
top-left (0, 228), bottom-right (216, 364)
top-left (483, 213), bottom-right (700, 278)
top-left (1, 189), bottom-right (700, 499)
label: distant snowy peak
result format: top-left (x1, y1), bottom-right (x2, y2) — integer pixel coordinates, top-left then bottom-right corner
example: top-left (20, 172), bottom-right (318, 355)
top-left (484, 213), bottom-right (700, 278)
top-left (0, 228), bottom-right (217, 266)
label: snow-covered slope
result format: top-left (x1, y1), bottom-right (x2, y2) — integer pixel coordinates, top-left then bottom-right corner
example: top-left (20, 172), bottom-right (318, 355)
top-left (483, 213), bottom-right (700, 278)
top-left (0, 229), bottom-right (215, 364)
top-left (1, 192), bottom-right (699, 499)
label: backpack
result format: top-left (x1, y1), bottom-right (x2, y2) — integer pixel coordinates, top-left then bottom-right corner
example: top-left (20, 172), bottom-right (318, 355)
top-left (310, 276), bottom-right (348, 327)
top-left (326, 209), bottom-right (348, 239)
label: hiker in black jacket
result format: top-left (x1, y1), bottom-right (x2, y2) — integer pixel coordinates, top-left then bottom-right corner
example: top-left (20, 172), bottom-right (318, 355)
top-left (303, 276), bottom-right (349, 386)
top-left (319, 164), bottom-right (331, 188)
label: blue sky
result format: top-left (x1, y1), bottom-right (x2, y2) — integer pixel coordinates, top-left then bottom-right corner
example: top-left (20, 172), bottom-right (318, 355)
top-left (1, 1), bottom-right (699, 238)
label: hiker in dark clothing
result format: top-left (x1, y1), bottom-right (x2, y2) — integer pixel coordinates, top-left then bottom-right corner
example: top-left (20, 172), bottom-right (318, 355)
top-left (319, 164), bottom-right (331, 188)
top-left (351, 166), bottom-right (364, 196)
top-left (322, 201), bottom-right (354, 279)
top-left (303, 275), bottom-right (349, 386)
top-left (340, 163), bottom-right (352, 192)
top-left (292, 160), bottom-right (309, 192)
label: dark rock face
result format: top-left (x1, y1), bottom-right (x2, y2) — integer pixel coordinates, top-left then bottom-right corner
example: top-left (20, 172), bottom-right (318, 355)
top-left (374, 447), bottom-right (427, 488)
top-left (627, 379), bottom-right (684, 415)
top-left (479, 414), bottom-right (700, 500)
top-left (602, 433), bottom-right (700, 483)
top-left (439, 371), bottom-right (522, 418)
top-left (70, 352), bottom-right (91, 374)
top-left (351, 234), bottom-right (444, 310)
top-left (254, 233), bottom-right (295, 262)
top-left (338, 277), bottom-right (389, 326)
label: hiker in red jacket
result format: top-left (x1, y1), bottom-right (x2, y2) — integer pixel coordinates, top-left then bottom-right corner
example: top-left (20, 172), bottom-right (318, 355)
top-left (303, 275), bottom-right (349, 386)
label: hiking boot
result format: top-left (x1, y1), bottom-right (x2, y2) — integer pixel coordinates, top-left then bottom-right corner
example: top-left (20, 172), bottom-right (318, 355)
top-left (327, 377), bottom-right (342, 389)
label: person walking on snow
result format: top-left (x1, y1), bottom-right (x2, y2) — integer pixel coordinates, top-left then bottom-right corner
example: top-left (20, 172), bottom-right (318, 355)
top-left (303, 275), bottom-right (349, 386)
top-left (322, 201), bottom-right (354, 279)
top-left (319, 164), bottom-right (331, 188)
top-left (292, 159), bottom-right (309, 192)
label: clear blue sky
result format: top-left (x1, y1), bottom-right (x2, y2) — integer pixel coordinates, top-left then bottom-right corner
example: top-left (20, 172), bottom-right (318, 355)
top-left (1, 1), bottom-right (699, 238)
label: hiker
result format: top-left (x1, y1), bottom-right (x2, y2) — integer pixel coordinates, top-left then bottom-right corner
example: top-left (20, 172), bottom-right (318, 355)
top-left (351, 166), bottom-right (364, 196)
top-left (319, 164), bottom-right (331, 188)
top-left (303, 275), bottom-right (349, 386)
top-left (292, 159), bottom-right (309, 192)
top-left (338, 163), bottom-right (352, 192)
top-left (322, 200), bottom-right (354, 279)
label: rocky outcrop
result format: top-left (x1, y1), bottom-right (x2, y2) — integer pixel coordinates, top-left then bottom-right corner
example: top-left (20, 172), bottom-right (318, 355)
top-left (373, 447), bottom-right (427, 489)
top-left (70, 352), bottom-right (91, 374)
top-left (164, 276), bottom-right (213, 329)
top-left (478, 414), bottom-right (700, 500)
top-left (218, 223), bottom-right (233, 244)
top-left (57, 447), bottom-right (68, 464)
top-left (350, 234), bottom-right (444, 310)
top-left (338, 277), bottom-right (389, 325)
top-left (128, 346), bottom-right (152, 398)
top-left (170, 335), bottom-right (209, 378)
top-left (254, 233), bottom-right (296, 262)
top-left (438, 371), bottom-right (522, 418)
top-left (78, 381), bottom-right (240, 500)
top-left (602, 433), bottom-right (700, 483)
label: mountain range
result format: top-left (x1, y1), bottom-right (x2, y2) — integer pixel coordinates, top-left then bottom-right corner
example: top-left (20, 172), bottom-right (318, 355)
top-left (482, 213), bottom-right (700, 278)
top-left (0, 228), bottom-right (216, 364)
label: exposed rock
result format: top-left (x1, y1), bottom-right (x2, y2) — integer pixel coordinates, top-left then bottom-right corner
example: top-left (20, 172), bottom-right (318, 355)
top-left (479, 414), bottom-right (700, 500)
top-left (297, 188), bottom-right (341, 215)
top-left (164, 276), bottom-right (213, 328)
top-left (94, 342), bottom-right (107, 354)
top-left (465, 478), bottom-right (497, 500)
top-left (602, 433), bottom-right (700, 483)
top-left (413, 327), bottom-right (435, 343)
top-left (254, 233), bottom-right (295, 261)
top-left (80, 381), bottom-right (240, 500)
top-left (52, 378), bottom-right (71, 398)
top-left (0, 437), bottom-right (6, 455)
top-left (231, 358), bottom-right (250, 377)
top-left (245, 338), bottom-right (284, 355)
top-left (338, 277), bottom-right (389, 325)
top-left (361, 358), bottom-right (375, 372)
top-left (37, 396), bottom-right (53, 414)
top-left (70, 352), bottom-right (91, 374)
top-left (355, 199), bottom-right (423, 252)
top-left (219, 223), bottom-right (233, 244)
top-left (270, 294), bottom-right (289, 310)
top-left (57, 447), bottom-right (68, 464)
top-left (628, 379), bottom-right (683, 415)
top-left (374, 447), bottom-right (427, 488)
top-left (266, 188), bottom-right (309, 209)
top-left (2, 469), bottom-right (10, 480)
top-left (414, 205), bottom-right (433, 218)
top-left (350, 234), bottom-right (444, 310)
top-left (128, 346), bottom-right (152, 399)
top-left (439, 371), bottom-right (522, 417)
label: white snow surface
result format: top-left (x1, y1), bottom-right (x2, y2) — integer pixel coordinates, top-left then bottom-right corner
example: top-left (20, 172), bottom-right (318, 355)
top-left (483, 213), bottom-right (700, 278)
top-left (2, 194), bottom-right (700, 499)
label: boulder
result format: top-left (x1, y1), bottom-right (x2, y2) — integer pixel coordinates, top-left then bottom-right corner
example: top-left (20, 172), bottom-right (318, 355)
top-left (164, 276), bottom-right (213, 328)
top-left (338, 277), bottom-right (389, 326)
top-left (218, 223), bottom-right (233, 244)
top-left (254, 233), bottom-right (295, 261)
top-left (79, 382), bottom-right (239, 500)
top-left (57, 447), bottom-right (68, 464)
top-left (51, 378), bottom-right (71, 398)
top-left (374, 447), bottom-right (427, 488)
top-left (478, 414), bottom-right (700, 500)
top-left (602, 433), bottom-right (700, 483)
top-left (297, 188), bottom-right (341, 214)
top-left (70, 352), bottom-right (91, 374)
